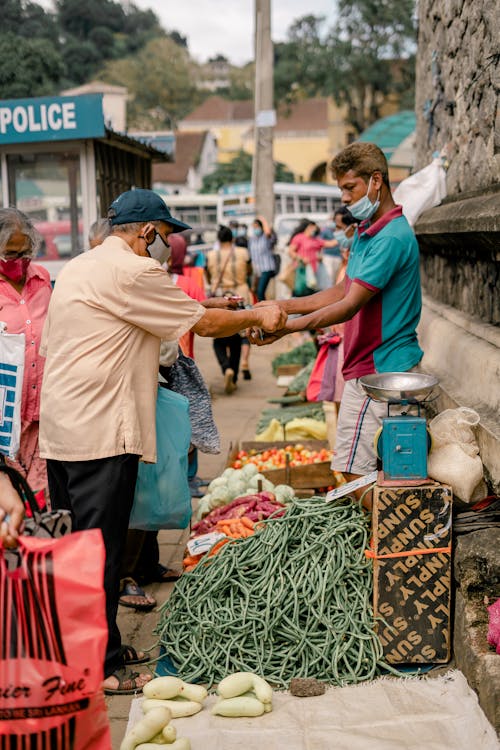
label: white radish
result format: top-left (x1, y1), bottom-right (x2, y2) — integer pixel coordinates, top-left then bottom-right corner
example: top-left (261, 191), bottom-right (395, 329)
top-left (161, 725), bottom-right (177, 743)
top-left (167, 740), bottom-right (191, 750)
top-left (120, 707), bottom-right (171, 750)
top-left (251, 674), bottom-right (273, 705)
top-left (178, 682), bottom-right (207, 703)
top-left (211, 696), bottom-right (265, 717)
top-left (143, 677), bottom-right (184, 700)
top-left (216, 672), bottom-right (254, 698)
top-left (142, 698), bottom-right (203, 718)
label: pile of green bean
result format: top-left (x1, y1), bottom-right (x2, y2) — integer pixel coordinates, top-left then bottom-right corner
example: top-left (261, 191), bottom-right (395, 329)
top-left (155, 497), bottom-right (385, 688)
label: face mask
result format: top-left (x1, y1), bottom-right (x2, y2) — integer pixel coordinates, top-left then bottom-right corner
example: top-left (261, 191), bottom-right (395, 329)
top-left (147, 232), bottom-right (171, 265)
top-left (333, 230), bottom-right (346, 242)
top-left (340, 234), bottom-right (353, 250)
top-left (0, 257), bottom-right (31, 282)
top-left (253, 228), bottom-right (263, 237)
top-left (348, 177), bottom-right (380, 221)
top-left (237, 228), bottom-right (246, 238)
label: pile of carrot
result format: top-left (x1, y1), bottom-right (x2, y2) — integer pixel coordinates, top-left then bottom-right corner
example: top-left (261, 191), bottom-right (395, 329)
top-left (216, 515), bottom-right (255, 538)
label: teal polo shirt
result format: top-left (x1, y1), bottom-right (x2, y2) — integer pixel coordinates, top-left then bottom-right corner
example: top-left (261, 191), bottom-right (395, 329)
top-left (342, 206), bottom-right (423, 380)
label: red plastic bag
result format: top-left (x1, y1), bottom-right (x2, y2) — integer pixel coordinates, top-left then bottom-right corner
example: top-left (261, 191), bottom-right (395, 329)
top-left (306, 334), bottom-right (341, 402)
top-left (487, 598), bottom-right (500, 655)
top-left (0, 529), bottom-right (111, 748)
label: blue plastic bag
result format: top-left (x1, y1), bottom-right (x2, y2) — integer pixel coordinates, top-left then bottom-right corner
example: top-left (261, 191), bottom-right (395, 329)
top-left (129, 386), bottom-right (192, 530)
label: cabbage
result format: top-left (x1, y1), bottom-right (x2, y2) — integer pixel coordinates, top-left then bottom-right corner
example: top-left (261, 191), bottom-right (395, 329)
top-left (227, 479), bottom-right (247, 499)
top-left (222, 467), bottom-right (236, 479)
top-left (247, 473), bottom-right (266, 489)
top-left (274, 484), bottom-right (295, 503)
top-left (208, 476), bottom-right (227, 493)
top-left (196, 495), bottom-right (211, 519)
top-left (209, 486), bottom-right (232, 509)
top-left (241, 463), bottom-right (259, 480)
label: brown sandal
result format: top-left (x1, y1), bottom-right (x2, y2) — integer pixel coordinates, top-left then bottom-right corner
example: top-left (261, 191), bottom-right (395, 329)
top-left (103, 666), bottom-right (151, 695)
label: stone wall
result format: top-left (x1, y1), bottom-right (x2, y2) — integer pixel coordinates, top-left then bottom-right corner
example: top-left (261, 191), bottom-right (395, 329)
top-left (415, 0), bottom-right (500, 192)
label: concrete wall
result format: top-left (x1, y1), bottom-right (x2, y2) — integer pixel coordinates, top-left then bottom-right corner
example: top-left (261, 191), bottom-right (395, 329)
top-left (414, 0), bottom-right (500, 494)
top-left (415, 0), bottom-right (500, 190)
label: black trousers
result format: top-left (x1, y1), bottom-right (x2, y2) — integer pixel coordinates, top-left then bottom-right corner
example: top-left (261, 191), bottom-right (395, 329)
top-left (213, 335), bottom-right (242, 382)
top-left (47, 454), bottom-right (139, 678)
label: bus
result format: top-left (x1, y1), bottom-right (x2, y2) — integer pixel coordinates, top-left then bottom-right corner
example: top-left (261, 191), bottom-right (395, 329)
top-left (217, 182), bottom-right (342, 226)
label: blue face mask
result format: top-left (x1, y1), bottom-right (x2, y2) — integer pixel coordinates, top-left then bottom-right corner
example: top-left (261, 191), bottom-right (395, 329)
top-left (237, 228), bottom-right (246, 238)
top-left (253, 227), bottom-right (263, 237)
top-left (348, 177), bottom-right (380, 221)
top-left (333, 229), bottom-right (346, 242)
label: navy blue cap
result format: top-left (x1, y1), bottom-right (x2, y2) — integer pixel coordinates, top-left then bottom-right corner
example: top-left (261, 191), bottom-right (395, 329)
top-left (108, 189), bottom-right (191, 233)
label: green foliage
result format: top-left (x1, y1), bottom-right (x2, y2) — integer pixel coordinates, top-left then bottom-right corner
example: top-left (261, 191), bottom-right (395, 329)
top-left (274, 2), bottom-right (416, 132)
top-left (0, 33), bottom-right (64, 98)
top-left (99, 37), bottom-right (201, 129)
top-left (201, 151), bottom-right (294, 194)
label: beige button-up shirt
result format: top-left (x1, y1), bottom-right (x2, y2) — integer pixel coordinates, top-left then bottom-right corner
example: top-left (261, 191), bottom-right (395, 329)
top-left (39, 236), bottom-right (204, 462)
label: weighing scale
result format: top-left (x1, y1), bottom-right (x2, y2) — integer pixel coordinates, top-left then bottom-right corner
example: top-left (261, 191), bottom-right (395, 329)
top-left (359, 372), bottom-right (439, 486)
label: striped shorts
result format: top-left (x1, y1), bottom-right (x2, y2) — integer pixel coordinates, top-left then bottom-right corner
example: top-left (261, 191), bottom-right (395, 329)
top-left (332, 377), bottom-right (388, 475)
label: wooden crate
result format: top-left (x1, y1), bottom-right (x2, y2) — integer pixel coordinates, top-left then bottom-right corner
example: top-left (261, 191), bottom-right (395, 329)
top-left (228, 440), bottom-right (334, 490)
top-left (372, 482), bottom-right (453, 664)
top-left (275, 364), bottom-right (304, 377)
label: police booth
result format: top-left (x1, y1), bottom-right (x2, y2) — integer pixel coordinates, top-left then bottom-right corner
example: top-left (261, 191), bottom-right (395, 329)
top-left (0, 93), bottom-right (169, 276)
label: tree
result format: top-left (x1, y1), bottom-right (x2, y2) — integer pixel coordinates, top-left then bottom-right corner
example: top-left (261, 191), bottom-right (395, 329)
top-left (201, 151), bottom-right (294, 193)
top-left (326, 0), bottom-right (416, 132)
top-left (0, 33), bottom-right (65, 98)
top-left (274, 15), bottom-right (328, 104)
top-left (99, 37), bottom-right (201, 129)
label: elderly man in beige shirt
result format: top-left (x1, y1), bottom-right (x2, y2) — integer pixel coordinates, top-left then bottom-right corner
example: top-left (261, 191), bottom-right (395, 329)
top-left (39, 188), bottom-right (286, 696)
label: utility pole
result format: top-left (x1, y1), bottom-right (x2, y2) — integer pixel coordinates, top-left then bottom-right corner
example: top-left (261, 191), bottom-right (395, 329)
top-left (253, 0), bottom-right (275, 225)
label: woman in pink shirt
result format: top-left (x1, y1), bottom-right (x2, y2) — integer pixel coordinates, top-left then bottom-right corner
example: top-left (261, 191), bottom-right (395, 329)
top-left (0, 208), bottom-right (52, 495)
top-left (288, 220), bottom-right (340, 272)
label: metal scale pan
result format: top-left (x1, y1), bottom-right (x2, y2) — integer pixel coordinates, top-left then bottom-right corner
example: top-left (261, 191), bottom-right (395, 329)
top-left (358, 372), bottom-right (439, 404)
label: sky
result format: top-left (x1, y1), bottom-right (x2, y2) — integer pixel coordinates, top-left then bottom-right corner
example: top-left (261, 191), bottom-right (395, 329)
top-left (38, 1), bottom-right (337, 65)
top-left (138, 0), bottom-right (337, 64)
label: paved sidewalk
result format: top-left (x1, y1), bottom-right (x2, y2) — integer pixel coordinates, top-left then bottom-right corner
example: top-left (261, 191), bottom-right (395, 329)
top-left (108, 335), bottom-right (294, 748)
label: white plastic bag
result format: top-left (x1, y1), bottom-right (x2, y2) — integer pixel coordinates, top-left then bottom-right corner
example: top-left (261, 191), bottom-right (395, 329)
top-left (0, 323), bottom-right (25, 459)
top-left (427, 408), bottom-right (483, 502)
top-left (305, 263), bottom-right (318, 290)
top-left (393, 157), bottom-right (447, 226)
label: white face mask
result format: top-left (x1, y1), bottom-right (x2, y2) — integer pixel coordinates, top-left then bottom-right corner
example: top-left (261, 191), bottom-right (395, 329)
top-left (348, 176), bottom-right (380, 221)
top-left (147, 232), bottom-right (171, 265)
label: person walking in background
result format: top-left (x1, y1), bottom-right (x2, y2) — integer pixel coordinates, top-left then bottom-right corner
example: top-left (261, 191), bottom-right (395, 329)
top-left (320, 207), bottom-right (357, 285)
top-left (248, 216), bottom-right (277, 302)
top-left (0, 208), bottom-right (52, 499)
top-left (288, 220), bottom-right (341, 293)
top-left (206, 225), bottom-right (253, 392)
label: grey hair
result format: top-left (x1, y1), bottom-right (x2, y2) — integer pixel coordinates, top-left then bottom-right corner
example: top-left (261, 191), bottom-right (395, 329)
top-left (110, 220), bottom-right (164, 235)
top-left (0, 207), bottom-right (42, 257)
top-left (89, 218), bottom-right (111, 245)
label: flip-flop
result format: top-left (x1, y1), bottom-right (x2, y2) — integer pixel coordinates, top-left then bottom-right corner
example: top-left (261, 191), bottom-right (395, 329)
top-left (118, 577), bottom-right (156, 611)
top-left (103, 666), bottom-right (151, 696)
top-left (155, 563), bottom-right (181, 582)
top-left (121, 643), bottom-right (149, 665)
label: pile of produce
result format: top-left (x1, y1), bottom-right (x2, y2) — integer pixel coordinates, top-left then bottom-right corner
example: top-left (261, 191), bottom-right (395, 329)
top-left (271, 340), bottom-right (317, 375)
top-left (255, 416), bottom-right (327, 442)
top-left (231, 444), bottom-right (332, 472)
top-left (286, 360), bottom-right (315, 395)
top-left (212, 672), bottom-right (273, 717)
top-left (192, 494), bottom-right (286, 535)
top-left (156, 497), bottom-right (386, 688)
top-left (196, 464), bottom-right (295, 519)
top-left (256, 402), bottom-right (325, 433)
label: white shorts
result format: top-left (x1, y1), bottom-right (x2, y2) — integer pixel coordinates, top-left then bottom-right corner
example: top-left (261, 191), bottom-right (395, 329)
top-left (332, 378), bottom-right (387, 475)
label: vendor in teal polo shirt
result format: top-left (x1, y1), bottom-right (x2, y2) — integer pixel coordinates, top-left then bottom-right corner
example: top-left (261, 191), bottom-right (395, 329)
top-left (250, 142), bottom-right (423, 505)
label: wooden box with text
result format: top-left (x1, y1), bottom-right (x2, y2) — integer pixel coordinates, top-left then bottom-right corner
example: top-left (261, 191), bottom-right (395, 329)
top-left (371, 482), bottom-right (453, 664)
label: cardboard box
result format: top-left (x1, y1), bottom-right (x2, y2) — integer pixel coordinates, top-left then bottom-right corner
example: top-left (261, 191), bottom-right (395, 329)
top-left (372, 482), bottom-right (453, 664)
top-left (228, 440), bottom-right (334, 490)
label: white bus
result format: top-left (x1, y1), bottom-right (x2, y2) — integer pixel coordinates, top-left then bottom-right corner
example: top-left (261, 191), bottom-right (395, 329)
top-left (217, 182), bottom-right (342, 226)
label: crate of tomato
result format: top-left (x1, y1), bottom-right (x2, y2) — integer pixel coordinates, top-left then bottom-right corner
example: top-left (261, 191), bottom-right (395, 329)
top-left (227, 440), bottom-right (335, 490)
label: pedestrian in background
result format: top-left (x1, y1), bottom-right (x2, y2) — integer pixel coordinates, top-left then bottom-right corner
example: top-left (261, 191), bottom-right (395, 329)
top-left (206, 225), bottom-right (252, 392)
top-left (0, 208), bottom-right (52, 499)
top-left (248, 216), bottom-right (277, 302)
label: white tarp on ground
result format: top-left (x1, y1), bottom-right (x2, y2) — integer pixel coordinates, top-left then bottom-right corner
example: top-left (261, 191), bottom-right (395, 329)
top-left (127, 670), bottom-right (499, 750)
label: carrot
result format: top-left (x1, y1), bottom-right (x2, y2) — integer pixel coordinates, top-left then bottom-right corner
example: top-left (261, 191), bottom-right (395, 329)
top-left (241, 517), bottom-right (254, 530)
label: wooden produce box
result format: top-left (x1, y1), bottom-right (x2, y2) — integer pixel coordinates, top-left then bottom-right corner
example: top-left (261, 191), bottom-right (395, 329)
top-left (228, 440), bottom-right (334, 490)
top-left (275, 364), bottom-right (304, 377)
top-left (372, 482), bottom-right (453, 664)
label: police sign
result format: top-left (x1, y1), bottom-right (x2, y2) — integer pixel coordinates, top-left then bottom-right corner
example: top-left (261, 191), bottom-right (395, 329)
top-left (0, 93), bottom-right (105, 145)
